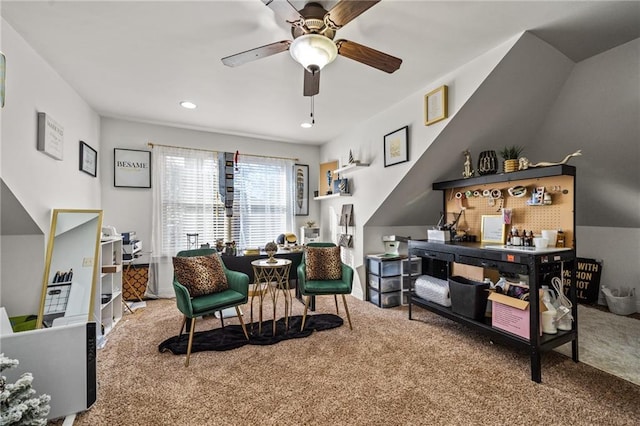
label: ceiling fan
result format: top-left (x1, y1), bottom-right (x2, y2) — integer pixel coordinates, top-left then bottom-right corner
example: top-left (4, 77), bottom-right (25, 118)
top-left (221, 0), bottom-right (402, 97)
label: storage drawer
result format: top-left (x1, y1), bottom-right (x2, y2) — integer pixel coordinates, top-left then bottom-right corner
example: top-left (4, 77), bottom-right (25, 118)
top-left (403, 257), bottom-right (422, 275)
top-left (411, 249), bottom-right (454, 263)
top-left (457, 255), bottom-right (528, 275)
top-left (369, 288), bottom-right (401, 308)
top-left (369, 274), bottom-right (401, 292)
top-left (368, 258), bottom-right (401, 277)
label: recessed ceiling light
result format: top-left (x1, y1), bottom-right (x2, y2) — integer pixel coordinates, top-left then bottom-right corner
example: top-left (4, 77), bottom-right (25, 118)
top-left (300, 122), bottom-right (313, 128)
top-left (180, 101), bottom-right (197, 109)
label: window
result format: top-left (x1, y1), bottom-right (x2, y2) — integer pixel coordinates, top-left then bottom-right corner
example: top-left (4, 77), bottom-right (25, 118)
top-left (151, 145), bottom-right (294, 257)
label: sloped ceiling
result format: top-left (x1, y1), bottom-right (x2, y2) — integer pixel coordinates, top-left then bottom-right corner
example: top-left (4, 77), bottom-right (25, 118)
top-left (1, 179), bottom-right (42, 236)
top-left (367, 32), bottom-right (575, 227)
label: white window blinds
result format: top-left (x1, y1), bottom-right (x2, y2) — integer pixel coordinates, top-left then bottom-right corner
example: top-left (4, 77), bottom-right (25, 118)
top-left (151, 145), bottom-right (294, 257)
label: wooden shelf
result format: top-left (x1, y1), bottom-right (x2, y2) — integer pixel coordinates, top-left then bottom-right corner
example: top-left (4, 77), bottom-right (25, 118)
top-left (313, 193), bottom-right (352, 201)
top-left (334, 163), bottom-right (369, 174)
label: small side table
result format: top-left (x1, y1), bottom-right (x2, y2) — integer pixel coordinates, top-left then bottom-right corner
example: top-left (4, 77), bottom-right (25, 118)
top-left (251, 258), bottom-right (292, 335)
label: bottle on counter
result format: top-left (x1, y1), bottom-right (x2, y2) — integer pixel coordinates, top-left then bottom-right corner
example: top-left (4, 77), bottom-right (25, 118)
top-left (557, 229), bottom-right (565, 247)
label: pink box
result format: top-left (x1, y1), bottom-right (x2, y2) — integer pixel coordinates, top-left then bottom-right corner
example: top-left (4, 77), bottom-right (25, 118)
top-left (488, 292), bottom-right (544, 340)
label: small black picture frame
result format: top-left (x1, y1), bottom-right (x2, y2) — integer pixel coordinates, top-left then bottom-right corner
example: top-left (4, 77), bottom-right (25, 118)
top-left (384, 125), bottom-right (409, 167)
top-left (79, 141), bottom-right (97, 177)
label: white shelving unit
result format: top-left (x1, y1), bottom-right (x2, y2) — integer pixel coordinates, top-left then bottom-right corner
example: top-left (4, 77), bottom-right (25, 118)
top-left (334, 162), bottom-right (370, 174)
top-left (313, 193), bottom-right (352, 201)
top-left (97, 237), bottom-right (123, 347)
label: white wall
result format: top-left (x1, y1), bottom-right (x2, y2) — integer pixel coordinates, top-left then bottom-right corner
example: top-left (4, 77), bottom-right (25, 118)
top-left (0, 20), bottom-right (102, 231)
top-left (1, 21), bottom-right (101, 316)
top-left (100, 117), bottom-right (321, 259)
top-left (319, 34), bottom-right (524, 298)
top-left (531, 38), bottom-right (640, 309)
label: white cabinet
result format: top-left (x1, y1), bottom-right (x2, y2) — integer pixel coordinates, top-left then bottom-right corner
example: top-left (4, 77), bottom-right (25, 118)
top-left (96, 237), bottom-right (123, 347)
top-left (300, 226), bottom-right (320, 244)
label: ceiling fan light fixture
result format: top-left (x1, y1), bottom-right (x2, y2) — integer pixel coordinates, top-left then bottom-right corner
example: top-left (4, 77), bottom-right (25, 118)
top-left (289, 34), bottom-right (337, 72)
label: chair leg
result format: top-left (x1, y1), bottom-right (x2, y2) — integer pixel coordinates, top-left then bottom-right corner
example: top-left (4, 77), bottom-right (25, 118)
top-left (334, 295), bottom-right (339, 314)
top-left (301, 295), bottom-right (311, 331)
top-left (178, 316), bottom-right (187, 338)
top-left (185, 316), bottom-right (197, 367)
top-left (235, 306), bottom-right (249, 340)
top-left (341, 294), bottom-right (353, 330)
top-left (219, 312), bottom-right (225, 328)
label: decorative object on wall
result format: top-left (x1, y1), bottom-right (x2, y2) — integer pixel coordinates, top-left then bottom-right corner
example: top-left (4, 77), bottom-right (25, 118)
top-left (294, 164), bottom-right (309, 216)
top-left (477, 150), bottom-right (498, 175)
top-left (499, 145), bottom-right (524, 173)
top-left (339, 203), bottom-right (354, 248)
top-left (37, 112), bottom-right (64, 161)
top-left (218, 152), bottom-right (235, 217)
top-left (384, 125), bottom-right (409, 167)
top-left (528, 150), bottom-right (582, 168)
top-left (480, 214), bottom-right (506, 243)
top-left (79, 141), bottom-right (97, 177)
top-left (424, 85), bottom-right (448, 126)
top-left (326, 170), bottom-right (333, 194)
top-left (114, 148), bottom-right (151, 188)
top-left (462, 150), bottom-right (475, 178)
top-left (0, 52), bottom-right (5, 108)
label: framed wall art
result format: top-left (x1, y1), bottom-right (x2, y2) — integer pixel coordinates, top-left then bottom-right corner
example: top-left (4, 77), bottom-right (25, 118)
top-left (114, 148), bottom-right (151, 188)
top-left (37, 112), bottom-right (64, 160)
top-left (79, 141), bottom-right (97, 177)
top-left (294, 163), bottom-right (309, 216)
top-left (424, 85), bottom-right (448, 126)
top-left (384, 125), bottom-right (409, 167)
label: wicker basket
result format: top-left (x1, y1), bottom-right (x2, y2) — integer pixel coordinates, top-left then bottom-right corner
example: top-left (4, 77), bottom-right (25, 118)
top-left (123, 264), bottom-right (149, 301)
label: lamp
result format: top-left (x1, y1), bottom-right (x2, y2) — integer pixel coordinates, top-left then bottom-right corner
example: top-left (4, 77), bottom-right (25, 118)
top-left (289, 34), bottom-right (338, 73)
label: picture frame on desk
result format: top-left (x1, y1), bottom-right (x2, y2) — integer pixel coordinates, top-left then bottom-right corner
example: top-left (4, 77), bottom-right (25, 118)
top-left (481, 215), bottom-right (506, 243)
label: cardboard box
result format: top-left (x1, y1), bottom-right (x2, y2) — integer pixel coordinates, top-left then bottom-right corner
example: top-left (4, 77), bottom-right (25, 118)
top-left (488, 291), bottom-right (545, 339)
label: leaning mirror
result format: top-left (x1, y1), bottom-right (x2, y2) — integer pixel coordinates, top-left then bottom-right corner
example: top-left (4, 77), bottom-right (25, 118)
top-left (36, 209), bottom-right (103, 328)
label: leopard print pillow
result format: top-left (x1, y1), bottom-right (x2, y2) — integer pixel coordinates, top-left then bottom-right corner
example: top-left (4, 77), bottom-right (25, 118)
top-left (305, 246), bottom-right (342, 280)
top-left (173, 254), bottom-right (229, 297)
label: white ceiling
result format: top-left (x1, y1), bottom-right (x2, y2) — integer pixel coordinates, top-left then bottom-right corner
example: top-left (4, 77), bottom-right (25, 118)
top-left (2, 1), bottom-right (639, 145)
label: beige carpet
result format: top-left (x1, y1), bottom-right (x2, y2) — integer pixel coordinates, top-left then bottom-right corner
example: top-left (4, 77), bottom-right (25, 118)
top-left (59, 293), bottom-right (639, 425)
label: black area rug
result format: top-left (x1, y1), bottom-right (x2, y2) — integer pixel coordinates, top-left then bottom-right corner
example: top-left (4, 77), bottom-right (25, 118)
top-left (158, 314), bottom-right (343, 355)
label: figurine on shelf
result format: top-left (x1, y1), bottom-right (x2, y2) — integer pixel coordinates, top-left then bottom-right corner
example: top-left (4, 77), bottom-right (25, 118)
top-left (326, 170), bottom-right (333, 195)
top-left (348, 149), bottom-right (360, 165)
top-left (462, 150), bottom-right (474, 178)
top-left (528, 150), bottom-right (582, 168)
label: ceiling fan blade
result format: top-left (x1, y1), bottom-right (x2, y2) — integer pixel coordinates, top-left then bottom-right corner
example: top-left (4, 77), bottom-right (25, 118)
top-left (261, 0), bottom-right (304, 24)
top-left (221, 41), bottom-right (291, 67)
top-left (326, 0), bottom-right (380, 28)
top-left (336, 39), bottom-right (402, 73)
top-left (303, 69), bottom-right (320, 97)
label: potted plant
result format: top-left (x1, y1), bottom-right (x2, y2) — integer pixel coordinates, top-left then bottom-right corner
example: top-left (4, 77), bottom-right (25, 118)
top-left (499, 145), bottom-right (524, 173)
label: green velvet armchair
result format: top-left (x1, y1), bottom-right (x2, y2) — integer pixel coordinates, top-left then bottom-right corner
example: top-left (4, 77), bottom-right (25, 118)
top-left (173, 249), bottom-right (250, 366)
top-left (297, 242), bottom-right (354, 331)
